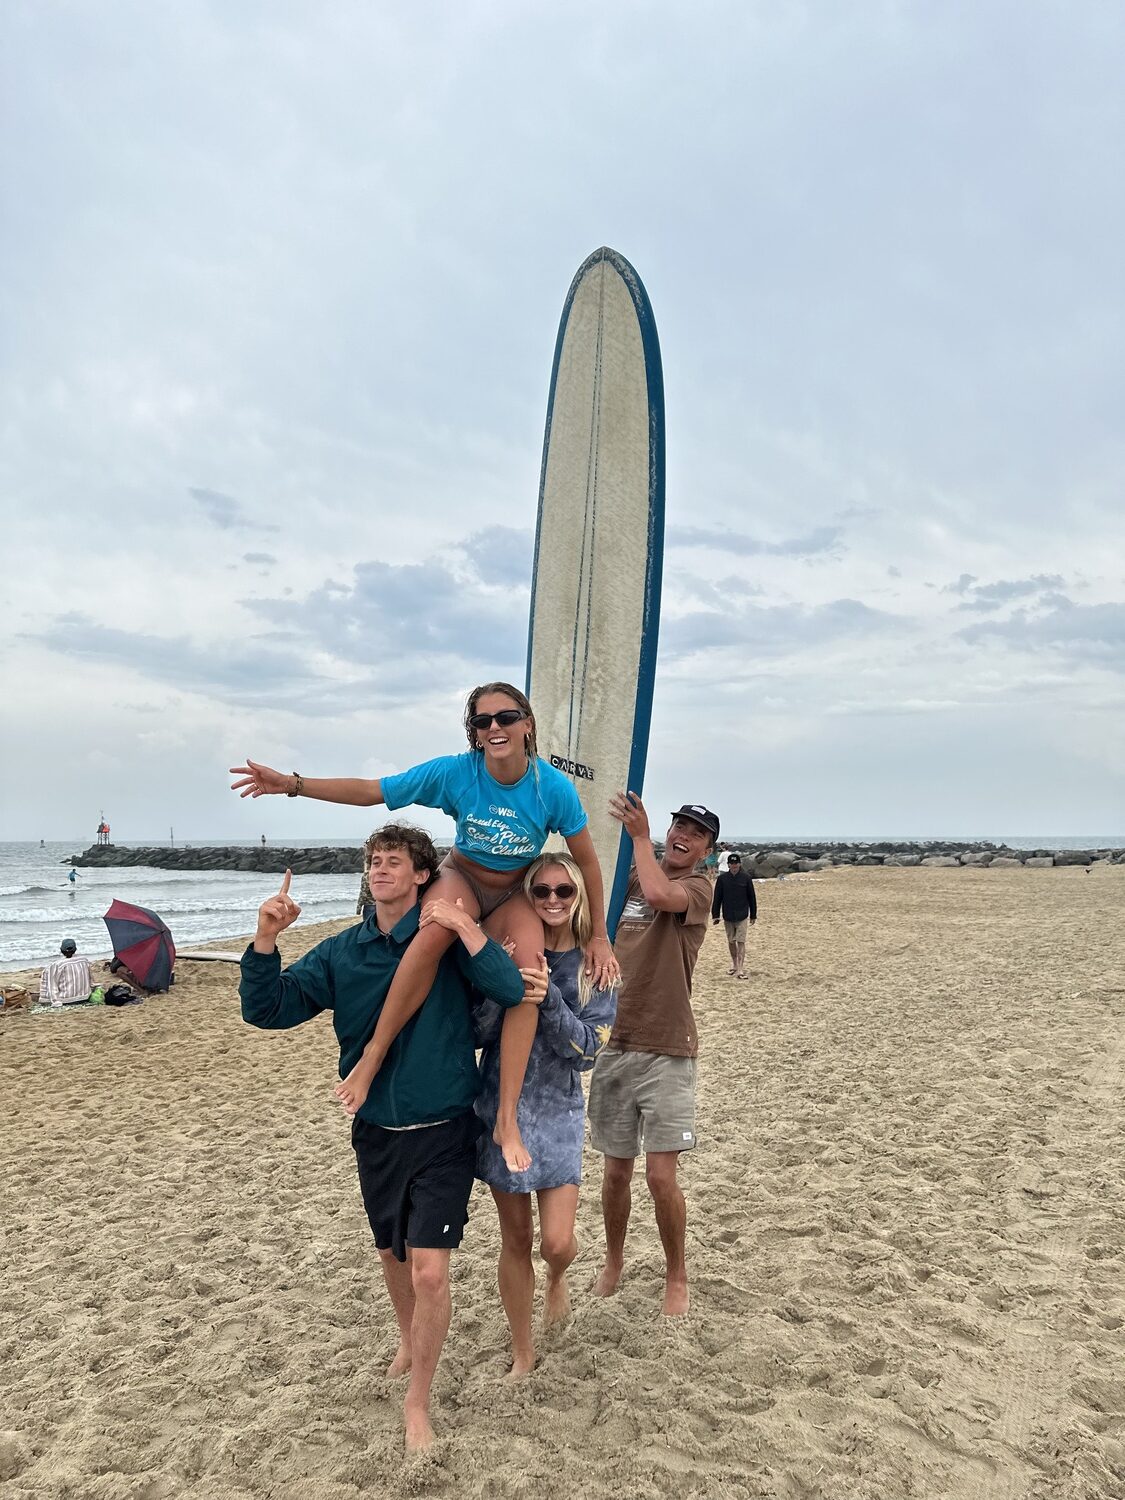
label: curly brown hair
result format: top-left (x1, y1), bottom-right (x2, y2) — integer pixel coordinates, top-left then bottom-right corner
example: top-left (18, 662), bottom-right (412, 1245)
top-left (463, 681), bottom-right (538, 760)
top-left (362, 823), bottom-right (441, 891)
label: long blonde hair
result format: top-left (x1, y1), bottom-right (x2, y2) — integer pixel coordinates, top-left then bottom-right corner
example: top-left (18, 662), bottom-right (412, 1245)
top-left (523, 852), bottom-right (608, 1006)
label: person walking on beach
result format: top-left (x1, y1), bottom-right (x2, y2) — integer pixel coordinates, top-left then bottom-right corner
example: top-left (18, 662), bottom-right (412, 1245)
top-left (231, 681), bottom-right (618, 1175)
top-left (589, 796), bottom-right (717, 1316)
top-left (39, 938), bottom-right (93, 1006)
top-left (711, 852), bottom-right (756, 978)
top-left (239, 824), bottom-right (525, 1451)
top-left (474, 852), bottom-right (617, 1375)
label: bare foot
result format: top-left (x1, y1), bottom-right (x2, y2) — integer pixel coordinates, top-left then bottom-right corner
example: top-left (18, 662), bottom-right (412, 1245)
top-left (506, 1347), bottom-right (536, 1379)
top-left (403, 1402), bottom-right (434, 1452)
top-left (592, 1260), bottom-right (623, 1298)
top-left (662, 1279), bottom-right (690, 1316)
top-left (543, 1271), bottom-right (571, 1328)
top-left (334, 1059), bottom-right (377, 1116)
top-left (386, 1344), bottom-right (412, 1378)
top-left (493, 1118), bottom-right (531, 1174)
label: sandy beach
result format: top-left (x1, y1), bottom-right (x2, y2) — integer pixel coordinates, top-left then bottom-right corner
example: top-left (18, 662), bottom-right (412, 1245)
top-left (2, 864), bottom-right (1123, 1499)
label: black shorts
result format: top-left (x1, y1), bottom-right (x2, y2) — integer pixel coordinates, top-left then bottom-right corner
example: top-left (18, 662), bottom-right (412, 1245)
top-left (352, 1112), bottom-right (481, 1263)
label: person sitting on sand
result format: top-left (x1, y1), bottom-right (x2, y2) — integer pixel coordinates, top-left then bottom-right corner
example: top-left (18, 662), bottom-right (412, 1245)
top-left (239, 825), bottom-right (524, 1452)
top-left (39, 938), bottom-right (93, 1007)
top-left (589, 797), bottom-right (718, 1317)
top-left (230, 681), bottom-right (618, 1174)
top-left (473, 853), bottom-right (618, 1375)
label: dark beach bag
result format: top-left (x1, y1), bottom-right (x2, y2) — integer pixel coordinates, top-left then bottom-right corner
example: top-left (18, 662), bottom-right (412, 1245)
top-left (103, 983), bottom-right (139, 1006)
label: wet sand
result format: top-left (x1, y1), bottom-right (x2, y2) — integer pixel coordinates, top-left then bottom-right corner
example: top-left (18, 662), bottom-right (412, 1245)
top-left (2, 865), bottom-right (1123, 1499)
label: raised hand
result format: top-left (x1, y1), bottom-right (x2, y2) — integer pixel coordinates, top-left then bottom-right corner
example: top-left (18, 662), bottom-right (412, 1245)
top-left (230, 759), bottom-right (291, 799)
top-left (608, 790), bottom-right (651, 842)
top-left (254, 870), bottom-right (301, 947)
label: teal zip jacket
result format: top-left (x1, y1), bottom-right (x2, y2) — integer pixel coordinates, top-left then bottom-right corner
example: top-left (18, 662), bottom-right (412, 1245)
top-left (239, 905), bottom-right (523, 1128)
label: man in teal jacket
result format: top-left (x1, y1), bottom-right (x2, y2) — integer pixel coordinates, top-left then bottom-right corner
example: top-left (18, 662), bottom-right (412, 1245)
top-left (240, 823), bottom-right (524, 1452)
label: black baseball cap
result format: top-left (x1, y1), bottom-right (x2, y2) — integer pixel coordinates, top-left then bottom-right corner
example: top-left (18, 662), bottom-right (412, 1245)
top-left (670, 804), bottom-right (720, 839)
top-left (60, 938), bottom-right (77, 955)
top-left (728, 852), bottom-right (741, 863)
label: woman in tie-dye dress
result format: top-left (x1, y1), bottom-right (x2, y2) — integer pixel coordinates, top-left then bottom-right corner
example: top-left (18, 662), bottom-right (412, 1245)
top-left (473, 852), bottom-right (617, 1375)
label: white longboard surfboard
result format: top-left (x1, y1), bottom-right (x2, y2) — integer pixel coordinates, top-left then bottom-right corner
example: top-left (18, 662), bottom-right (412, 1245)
top-left (526, 247), bottom-right (665, 939)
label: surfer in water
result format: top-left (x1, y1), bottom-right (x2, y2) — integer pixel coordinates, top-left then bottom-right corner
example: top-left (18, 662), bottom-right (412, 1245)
top-left (230, 682), bottom-right (619, 1172)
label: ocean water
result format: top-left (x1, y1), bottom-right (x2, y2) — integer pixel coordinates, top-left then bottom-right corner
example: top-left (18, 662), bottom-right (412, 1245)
top-left (0, 841), bottom-right (365, 968)
top-left (2, 835), bottom-right (1120, 970)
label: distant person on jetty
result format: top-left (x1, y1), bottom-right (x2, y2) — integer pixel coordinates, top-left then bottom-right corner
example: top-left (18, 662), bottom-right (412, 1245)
top-left (39, 938), bottom-right (93, 1007)
top-left (711, 852), bottom-right (757, 978)
top-left (230, 681), bottom-right (618, 1175)
top-left (589, 797), bottom-right (718, 1316)
top-left (239, 825), bottom-right (524, 1451)
top-left (474, 852), bottom-right (617, 1375)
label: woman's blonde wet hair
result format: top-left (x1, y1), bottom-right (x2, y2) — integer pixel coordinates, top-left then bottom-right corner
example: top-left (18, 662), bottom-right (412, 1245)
top-left (523, 851), bottom-right (607, 1005)
top-left (464, 681), bottom-right (538, 761)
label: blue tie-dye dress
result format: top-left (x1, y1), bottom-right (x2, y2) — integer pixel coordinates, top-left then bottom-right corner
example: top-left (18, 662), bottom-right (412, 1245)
top-left (473, 947), bottom-right (618, 1193)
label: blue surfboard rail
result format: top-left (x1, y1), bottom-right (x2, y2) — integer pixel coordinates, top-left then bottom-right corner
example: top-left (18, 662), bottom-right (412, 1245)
top-left (526, 247), bottom-right (666, 941)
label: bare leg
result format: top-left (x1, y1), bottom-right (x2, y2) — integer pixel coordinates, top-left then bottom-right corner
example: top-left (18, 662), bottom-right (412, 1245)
top-left (482, 892), bottom-right (545, 1173)
top-left (726, 937), bottom-right (738, 974)
top-left (334, 872), bottom-right (479, 1115)
top-left (735, 940), bottom-right (747, 977)
top-left (646, 1151), bottom-right (689, 1315)
top-left (593, 1154), bottom-right (635, 1297)
top-left (378, 1248), bottom-right (414, 1377)
top-left (537, 1184), bottom-right (579, 1328)
top-left (403, 1248), bottom-right (452, 1451)
top-left (490, 1188), bottom-right (536, 1376)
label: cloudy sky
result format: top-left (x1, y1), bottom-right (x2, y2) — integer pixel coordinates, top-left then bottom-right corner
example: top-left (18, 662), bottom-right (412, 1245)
top-left (3, 1), bottom-right (1122, 843)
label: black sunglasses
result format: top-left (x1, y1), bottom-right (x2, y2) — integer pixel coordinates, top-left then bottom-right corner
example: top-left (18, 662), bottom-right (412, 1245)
top-left (530, 882), bottom-right (576, 901)
top-left (469, 709), bottom-right (526, 729)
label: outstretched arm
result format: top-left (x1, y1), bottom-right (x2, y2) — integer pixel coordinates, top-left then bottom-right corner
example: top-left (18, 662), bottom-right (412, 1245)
top-left (230, 759), bottom-right (383, 807)
top-left (609, 792), bottom-right (689, 913)
top-left (563, 826), bottom-right (620, 987)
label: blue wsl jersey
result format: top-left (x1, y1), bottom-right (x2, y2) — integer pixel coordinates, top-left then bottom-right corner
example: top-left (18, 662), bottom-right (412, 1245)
top-left (380, 753), bottom-right (587, 872)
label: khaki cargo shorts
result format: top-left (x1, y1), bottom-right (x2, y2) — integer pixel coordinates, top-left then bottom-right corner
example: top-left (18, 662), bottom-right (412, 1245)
top-left (723, 918), bottom-right (749, 943)
top-left (588, 1050), bottom-right (697, 1157)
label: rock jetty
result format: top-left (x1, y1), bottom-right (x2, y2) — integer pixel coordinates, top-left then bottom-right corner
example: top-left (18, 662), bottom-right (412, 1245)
top-left (70, 845), bottom-right (374, 876)
top-left (731, 841), bottom-right (1124, 879)
top-left (69, 840), bottom-right (1124, 880)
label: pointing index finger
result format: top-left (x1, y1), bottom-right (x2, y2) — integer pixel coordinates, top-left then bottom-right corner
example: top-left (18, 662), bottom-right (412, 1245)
top-left (279, 869), bottom-right (292, 896)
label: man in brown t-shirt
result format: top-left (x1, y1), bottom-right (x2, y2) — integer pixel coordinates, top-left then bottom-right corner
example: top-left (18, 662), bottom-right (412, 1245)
top-left (589, 794), bottom-right (718, 1316)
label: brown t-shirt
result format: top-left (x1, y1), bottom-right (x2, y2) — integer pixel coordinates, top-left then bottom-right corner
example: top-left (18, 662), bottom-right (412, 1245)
top-left (607, 867), bottom-right (712, 1058)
